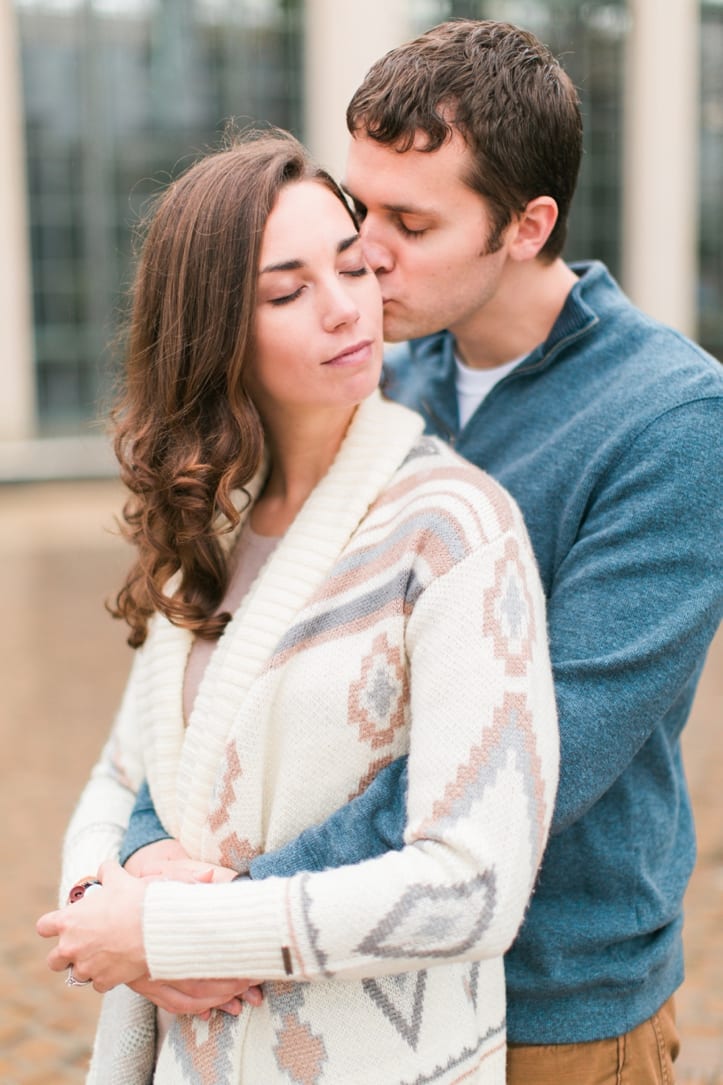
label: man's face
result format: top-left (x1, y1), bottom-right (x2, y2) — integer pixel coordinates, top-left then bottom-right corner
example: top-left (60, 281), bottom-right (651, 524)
top-left (344, 130), bottom-right (510, 346)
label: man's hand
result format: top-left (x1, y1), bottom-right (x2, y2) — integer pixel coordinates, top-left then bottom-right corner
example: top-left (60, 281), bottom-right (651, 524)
top-left (36, 861), bottom-right (146, 992)
top-left (124, 839), bottom-right (240, 884)
top-left (129, 976), bottom-right (264, 1018)
top-left (123, 838), bottom-right (190, 878)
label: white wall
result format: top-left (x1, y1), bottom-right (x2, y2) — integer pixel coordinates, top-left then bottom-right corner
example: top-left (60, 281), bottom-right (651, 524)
top-left (0, 0), bottom-right (35, 440)
top-left (303, 0), bottom-right (412, 181)
top-left (622, 0), bottom-right (699, 335)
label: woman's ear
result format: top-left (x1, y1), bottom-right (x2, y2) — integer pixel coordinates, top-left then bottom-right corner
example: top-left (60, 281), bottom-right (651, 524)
top-left (509, 197), bottom-right (559, 261)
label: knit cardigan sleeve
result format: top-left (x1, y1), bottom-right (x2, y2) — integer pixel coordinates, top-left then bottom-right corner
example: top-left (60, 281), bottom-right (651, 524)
top-left (59, 652), bottom-right (146, 905)
top-left (143, 518), bottom-right (559, 984)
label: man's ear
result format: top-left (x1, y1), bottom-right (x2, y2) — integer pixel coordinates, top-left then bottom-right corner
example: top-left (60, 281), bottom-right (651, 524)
top-left (509, 197), bottom-right (559, 261)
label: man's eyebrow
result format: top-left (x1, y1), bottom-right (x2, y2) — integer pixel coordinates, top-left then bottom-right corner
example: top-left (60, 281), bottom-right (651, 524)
top-left (384, 202), bottom-right (433, 215)
top-left (260, 234), bottom-right (360, 274)
top-left (342, 186), bottom-right (433, 217)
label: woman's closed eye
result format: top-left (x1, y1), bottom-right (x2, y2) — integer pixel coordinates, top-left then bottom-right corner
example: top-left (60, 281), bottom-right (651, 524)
top-left (269, 287), bottom-right (304, 306)
top-left (269, 265), bottom-right (367, 305)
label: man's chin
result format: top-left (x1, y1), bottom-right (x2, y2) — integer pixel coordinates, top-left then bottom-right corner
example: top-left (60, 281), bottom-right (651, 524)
top-left (382, 310), bottom-right (416, 343)
top-left (383, 317), bottom-right (437, 343)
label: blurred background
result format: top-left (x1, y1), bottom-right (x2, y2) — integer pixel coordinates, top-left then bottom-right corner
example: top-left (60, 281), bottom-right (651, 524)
top-left (1, 0), bottom-right (722, 465)
top-left (0, 1), bottom-right (720, 1082)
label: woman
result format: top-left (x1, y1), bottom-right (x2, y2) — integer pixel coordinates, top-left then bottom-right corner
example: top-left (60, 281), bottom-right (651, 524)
top-left (37, 130), bottom-right (558, 1083)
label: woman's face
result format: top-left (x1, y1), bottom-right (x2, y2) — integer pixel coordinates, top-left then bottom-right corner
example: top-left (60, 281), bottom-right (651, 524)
top-left (249, 180), bottom-right (383, 422)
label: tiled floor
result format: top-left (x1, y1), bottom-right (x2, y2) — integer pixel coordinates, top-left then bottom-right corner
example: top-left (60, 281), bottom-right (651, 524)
top-left (0, 480), bottom-right (720, 1084)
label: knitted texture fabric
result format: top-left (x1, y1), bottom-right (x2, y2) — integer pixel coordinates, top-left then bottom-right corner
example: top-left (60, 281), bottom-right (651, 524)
top-left (63, 392), bottom-right (558, 1084)
top-left (87, 986), bottom-right (157, 1085)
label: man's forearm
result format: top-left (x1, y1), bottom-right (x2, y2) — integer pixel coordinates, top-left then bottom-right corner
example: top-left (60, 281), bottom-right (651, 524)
top-left (120, 758), bottom-right (408, 878)
top-left (118, 779), bottom-right (172, 866)
top-left (250, 757), bottom-right (407, 878)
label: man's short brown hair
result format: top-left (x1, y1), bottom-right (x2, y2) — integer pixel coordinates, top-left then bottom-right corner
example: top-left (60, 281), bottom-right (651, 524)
top-left (347, 19), bottom-right (583, 260)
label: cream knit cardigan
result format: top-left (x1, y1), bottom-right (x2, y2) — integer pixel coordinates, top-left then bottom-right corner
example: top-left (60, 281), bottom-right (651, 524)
top-left (62, 392), bottom-right (558, 1085)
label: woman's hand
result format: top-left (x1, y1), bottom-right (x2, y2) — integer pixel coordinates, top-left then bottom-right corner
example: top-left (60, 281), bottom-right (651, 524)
top-left (37, 859), bottom-right (264, 1009)
top-left (36, 860), bottom-right (146, 992)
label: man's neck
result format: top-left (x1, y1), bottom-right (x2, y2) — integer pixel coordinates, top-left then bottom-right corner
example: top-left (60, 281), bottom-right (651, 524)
top-left (453, 258), bottom-right (578, 370)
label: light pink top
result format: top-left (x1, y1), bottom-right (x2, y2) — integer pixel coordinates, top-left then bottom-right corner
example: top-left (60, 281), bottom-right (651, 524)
top-left (157, 524), bottom-right (280, 1050)
top-left (182, 523), bottom-right (280, 724)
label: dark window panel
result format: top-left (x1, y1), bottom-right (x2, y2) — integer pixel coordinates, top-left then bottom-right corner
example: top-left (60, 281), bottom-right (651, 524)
top-left (18, 0), bottom-right (304, 434)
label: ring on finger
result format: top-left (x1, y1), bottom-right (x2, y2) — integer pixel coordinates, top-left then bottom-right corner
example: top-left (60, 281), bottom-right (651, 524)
top-left (66, 965), bottom-right (92, 988)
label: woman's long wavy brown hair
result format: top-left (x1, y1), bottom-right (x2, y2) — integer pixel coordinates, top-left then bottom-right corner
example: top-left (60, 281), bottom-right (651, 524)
top-left (110, 129), bottom-right (352, 647)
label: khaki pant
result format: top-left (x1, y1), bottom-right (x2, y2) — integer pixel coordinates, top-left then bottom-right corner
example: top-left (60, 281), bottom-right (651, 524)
top-left (507, 997), bottom-right (679, 1085)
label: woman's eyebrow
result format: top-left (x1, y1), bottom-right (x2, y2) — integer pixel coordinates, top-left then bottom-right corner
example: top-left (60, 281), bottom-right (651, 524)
top-left (338, 233), bottom-right (361, 253)
top-left (259, 258), bottom-right (303, 275)
top-left (260, 234), bottom-right (360, 275)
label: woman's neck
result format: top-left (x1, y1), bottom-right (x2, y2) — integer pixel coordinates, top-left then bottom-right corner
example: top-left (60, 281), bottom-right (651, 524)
top-left (251, 406), bottom-right (356, 536)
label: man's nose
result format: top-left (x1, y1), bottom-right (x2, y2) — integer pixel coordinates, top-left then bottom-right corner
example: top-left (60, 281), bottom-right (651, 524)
top-left (361, 223), bottom-right (393, 275)
top-left (321, 281), bottom-right (360, 332)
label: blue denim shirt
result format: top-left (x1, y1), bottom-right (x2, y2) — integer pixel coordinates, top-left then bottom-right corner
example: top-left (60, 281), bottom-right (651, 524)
top-left (121, 263), bottom-right (723, 1044)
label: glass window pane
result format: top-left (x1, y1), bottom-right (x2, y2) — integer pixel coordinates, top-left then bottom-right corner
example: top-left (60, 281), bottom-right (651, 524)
top-left (17, 0), bottom-right (303, 433)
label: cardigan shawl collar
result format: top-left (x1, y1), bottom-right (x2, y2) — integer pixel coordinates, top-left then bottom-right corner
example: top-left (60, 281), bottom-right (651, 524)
top-left (141, 391), bottom-right (424, 853)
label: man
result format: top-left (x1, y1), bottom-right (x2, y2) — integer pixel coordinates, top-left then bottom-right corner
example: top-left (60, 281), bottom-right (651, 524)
top-left (112, 19), bottom-right (723, 1082)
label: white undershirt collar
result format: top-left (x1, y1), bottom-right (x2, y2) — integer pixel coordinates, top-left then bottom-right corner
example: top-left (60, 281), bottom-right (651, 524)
top-left (453, 349), bottom-right (523, 428)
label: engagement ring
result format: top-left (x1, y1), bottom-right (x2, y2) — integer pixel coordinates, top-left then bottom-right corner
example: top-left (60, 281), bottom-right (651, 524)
top-left (66, 966), bottom-right (92, 988)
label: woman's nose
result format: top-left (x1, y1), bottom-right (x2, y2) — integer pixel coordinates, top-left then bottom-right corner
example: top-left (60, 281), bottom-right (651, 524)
top-left (322, 282), bottom-right (360, 331)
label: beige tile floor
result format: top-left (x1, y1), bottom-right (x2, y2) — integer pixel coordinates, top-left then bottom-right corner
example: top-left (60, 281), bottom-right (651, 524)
top-left (0, 480), bottom-right (720, 1084)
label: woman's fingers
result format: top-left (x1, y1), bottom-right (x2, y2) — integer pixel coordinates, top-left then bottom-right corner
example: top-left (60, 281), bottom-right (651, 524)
top-left (36, 908), bottom-right (64, 940)
top-left (37, 860), bottom-right (251, 1000)
top-left (37, 909), bottom-right (76, 973)
top-left (36, 863), bottom-right (147, 990)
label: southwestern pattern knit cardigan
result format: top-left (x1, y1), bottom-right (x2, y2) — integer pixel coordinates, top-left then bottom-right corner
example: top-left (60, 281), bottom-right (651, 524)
top-left (62, 392), bottom-right (558, 1085)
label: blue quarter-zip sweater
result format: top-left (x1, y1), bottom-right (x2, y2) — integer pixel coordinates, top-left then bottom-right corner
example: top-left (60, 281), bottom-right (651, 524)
top-left (381, 262), bottom-right (723, 1041)
top-left (121, 263), bottom-right (723, 1043)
